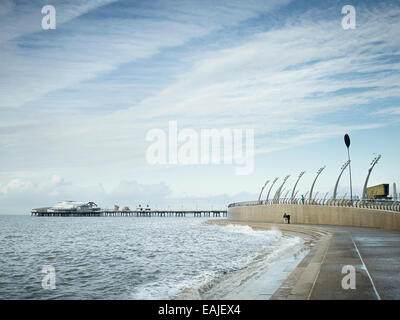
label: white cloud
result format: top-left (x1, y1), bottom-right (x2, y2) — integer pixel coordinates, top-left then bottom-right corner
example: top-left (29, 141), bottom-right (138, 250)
top-left (0, 1), bottom-right (400, 206)
top-left (62, 3), bottom-right (400, 158)
top-left (371, 106), bottom-right (400, 116)
top-left (0, 0), bottom-right (288, 109)
top-left (0, 0), bottom-right (118, 43)
top-left (0, 175), bottom-right (250, 213)
top-left (0, 178), bottom-right (33, 194)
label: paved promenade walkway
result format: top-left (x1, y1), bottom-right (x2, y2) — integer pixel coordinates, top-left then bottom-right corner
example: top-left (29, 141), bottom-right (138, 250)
top-left (270, 224), bottom-right (400, 300)
top-left (307, 225), bottom-right (400, 300)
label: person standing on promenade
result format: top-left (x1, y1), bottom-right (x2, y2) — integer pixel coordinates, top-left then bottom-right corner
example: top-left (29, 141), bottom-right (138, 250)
top-left (283, 213), bottom-right (287, 223)
top-left (301, 194), bottom-right (305, 204)
top-left (287, 214), bottom-right (291, 224)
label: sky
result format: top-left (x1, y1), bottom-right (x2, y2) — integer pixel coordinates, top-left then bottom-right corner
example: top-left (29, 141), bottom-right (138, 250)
top-left (0, 0), bottom-right (399, 213)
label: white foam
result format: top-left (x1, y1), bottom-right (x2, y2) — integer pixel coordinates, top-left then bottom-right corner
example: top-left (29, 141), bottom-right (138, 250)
top-left (172, 225), bottom-right (307, 300)
top-left (129, 220), bottom-right (307, 300)
top-left (218, 224), bottom-right (282, 239)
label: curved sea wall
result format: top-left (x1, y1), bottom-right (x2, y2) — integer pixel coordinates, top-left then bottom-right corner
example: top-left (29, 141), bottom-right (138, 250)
top-left (228, 204), bottom-right (400, 230)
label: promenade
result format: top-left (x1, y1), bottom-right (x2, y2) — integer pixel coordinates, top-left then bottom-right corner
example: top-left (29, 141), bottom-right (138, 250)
top-left (307, 225), bottom-right (400, 300)
top-left (208, 220), bottom-right (400, 300)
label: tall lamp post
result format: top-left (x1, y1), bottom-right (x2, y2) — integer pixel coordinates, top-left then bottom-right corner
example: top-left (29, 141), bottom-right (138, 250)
top-left (309, 166), bottom-right (326, 201)
top-left (362, 154), bottom-right (382, 200)
top-left (283, 189), bottom-right (290, 199)
top-left (258, 180), bottom-right (270, 203)
top-left (344, 134), bottom-right (353, 201)
top-left (291, 171), bottom-right (306, 201)
top-left (273, 175), bottom-right (290, 203)
top-left (265, 177), bottom-right (279, 202)
top-left (333, 160), bottom-right (350, 200)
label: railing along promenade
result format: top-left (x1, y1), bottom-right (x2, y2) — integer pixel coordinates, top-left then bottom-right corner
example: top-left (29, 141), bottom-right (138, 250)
top-left (228, 198), bottom-right (400, 212)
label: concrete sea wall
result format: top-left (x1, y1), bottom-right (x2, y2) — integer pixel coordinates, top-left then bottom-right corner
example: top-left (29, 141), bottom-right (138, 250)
top-left (228, 204), bottom-right (400, 230)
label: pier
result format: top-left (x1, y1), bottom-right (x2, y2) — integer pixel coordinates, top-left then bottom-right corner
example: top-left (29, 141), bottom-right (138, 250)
top-left (31, 209), bottom-right (227, 218)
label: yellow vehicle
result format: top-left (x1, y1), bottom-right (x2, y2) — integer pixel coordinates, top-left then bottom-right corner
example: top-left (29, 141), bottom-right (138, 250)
top-left (366, 184), bottom-right (389, 199)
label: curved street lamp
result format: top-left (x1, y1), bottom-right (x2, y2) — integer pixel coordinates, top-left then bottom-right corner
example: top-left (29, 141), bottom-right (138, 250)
top-left (362, 154), bottom-right (382, 200)
top-left (265, 177), bottom-right (279, 202)
top-left (333, 160), bottom-right (350, 200)
top-left (309, 166), bottom-right (326, 201)
top-left (291, 171), bottom-right (306, 201)
top-left (258, 180), bottom-right (270, 203)
top-left (283, 189), bottom-right (290, 199)
top-left (274, 175), bottom-right (290, 203)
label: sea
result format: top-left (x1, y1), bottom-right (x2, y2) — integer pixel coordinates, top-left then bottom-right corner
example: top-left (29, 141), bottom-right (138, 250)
top-left (0, 215), bottom-right (308, 300)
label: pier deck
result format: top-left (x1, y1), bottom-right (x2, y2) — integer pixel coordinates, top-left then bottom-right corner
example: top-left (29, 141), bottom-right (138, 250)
top-left (31, 209), bottom-right (227, 217)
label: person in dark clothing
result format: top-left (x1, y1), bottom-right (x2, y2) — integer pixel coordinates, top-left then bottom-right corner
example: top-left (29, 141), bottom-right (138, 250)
top-left (287, 214), bottom-right (291, 224)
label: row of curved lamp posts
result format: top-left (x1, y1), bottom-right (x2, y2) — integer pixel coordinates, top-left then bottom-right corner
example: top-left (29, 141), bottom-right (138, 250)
top-left (257, 154), bottom-right (382, 204)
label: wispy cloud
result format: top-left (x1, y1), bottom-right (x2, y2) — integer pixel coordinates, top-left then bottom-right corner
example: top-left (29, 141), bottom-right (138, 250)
top-left (1, 1), bottom-right (400, 211)
top-left (0, 0), bottom-right (288, 109)
top-left (64, 2), bottom-right (400, 157)
top-left (0, 0), bottom-right (118, 43)
top-left (371, 106), bottom-right (400, 116)
top-left (2, 2), bottom-right (400, 162)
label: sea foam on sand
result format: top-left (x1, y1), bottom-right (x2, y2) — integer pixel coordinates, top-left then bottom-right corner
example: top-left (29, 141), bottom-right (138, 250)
top-left (175, 224), bottom-right (309, 300)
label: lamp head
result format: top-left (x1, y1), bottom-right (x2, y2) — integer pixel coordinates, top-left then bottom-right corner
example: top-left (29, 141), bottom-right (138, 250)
top-left (344, 134), bottom-right (351, 148)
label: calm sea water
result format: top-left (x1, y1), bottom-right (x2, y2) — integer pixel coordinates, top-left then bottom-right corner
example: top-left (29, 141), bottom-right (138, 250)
top-left (0, 215), bottom-right (305, 299)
